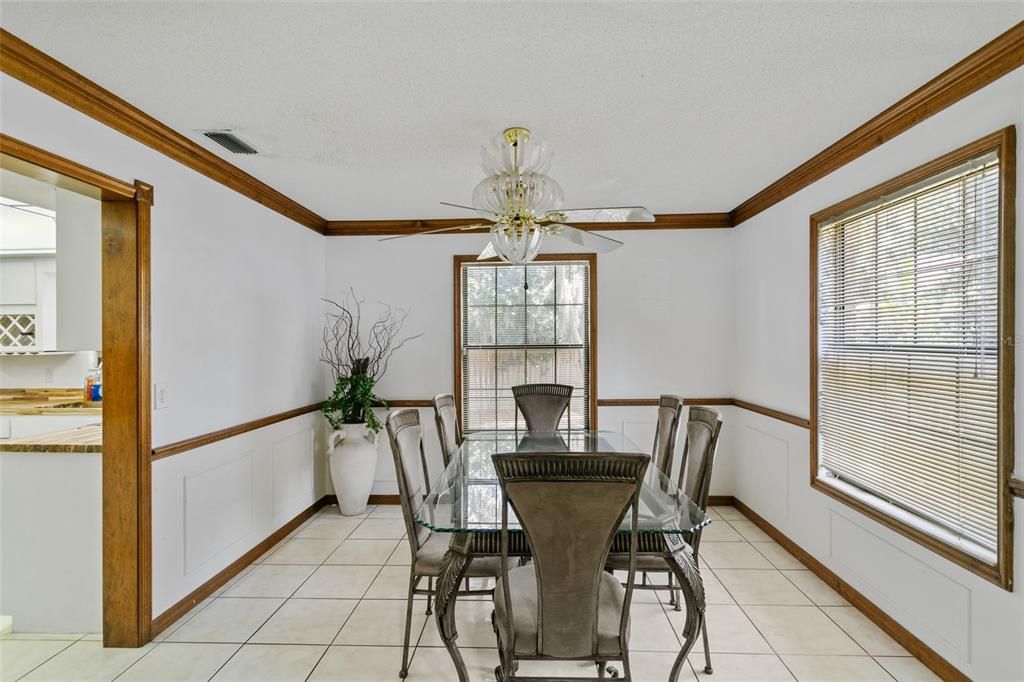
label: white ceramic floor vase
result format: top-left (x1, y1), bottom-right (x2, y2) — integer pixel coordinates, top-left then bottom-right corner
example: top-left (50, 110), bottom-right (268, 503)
top-left (329, 424), bottom-right (379, 516)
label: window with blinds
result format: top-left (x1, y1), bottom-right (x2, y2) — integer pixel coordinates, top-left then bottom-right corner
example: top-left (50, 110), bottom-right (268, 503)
top-left (815, 147), bottom-right (1006, 563)
top-left (458, 257), bottom-right (592, 431)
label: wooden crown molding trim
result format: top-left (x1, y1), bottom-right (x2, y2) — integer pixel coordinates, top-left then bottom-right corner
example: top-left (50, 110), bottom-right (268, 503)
top-left (0, 29), bottom-right (326, 233)
top-left (0, 133), bottom-right (137, 200)
top-left (325, 212), bottom-right (733, 237)
top-left (151, 402), bottom-right (323, 460)
top-left (730, 21), bottom-right (1024, 225)
top-left (732, 498), bottom-right (969, 682)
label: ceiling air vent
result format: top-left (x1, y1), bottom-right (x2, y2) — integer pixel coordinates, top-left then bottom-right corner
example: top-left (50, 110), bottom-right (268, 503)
top-left (201, 130), bottom-right (258, 154)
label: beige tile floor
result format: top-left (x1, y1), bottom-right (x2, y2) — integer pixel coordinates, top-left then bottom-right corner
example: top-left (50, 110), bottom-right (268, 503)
top-left (1, 505), bottom-right (940, 681)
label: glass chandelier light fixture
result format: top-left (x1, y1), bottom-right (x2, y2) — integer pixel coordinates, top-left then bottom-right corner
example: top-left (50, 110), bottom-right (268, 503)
top-left (472, 127), bottom-right (563, 263)
top-left (380, 126), bottom-right (654, 263)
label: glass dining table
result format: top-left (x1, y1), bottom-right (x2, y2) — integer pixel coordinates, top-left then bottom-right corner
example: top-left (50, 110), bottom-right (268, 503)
top-left (413, 430), bottom-right (711, 682)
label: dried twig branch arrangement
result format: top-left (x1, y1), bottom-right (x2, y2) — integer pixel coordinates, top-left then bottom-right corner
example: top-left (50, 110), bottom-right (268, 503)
top-left (321, 290), bottom-right (422, 383)
top-left (320, 291), bottom-right (422, 431)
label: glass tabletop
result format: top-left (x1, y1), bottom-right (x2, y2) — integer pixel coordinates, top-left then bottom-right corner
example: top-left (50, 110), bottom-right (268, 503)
top-left (413, 430), bottom-right (712, 534)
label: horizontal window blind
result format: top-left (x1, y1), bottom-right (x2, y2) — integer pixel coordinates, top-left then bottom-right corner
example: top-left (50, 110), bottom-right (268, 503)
top-left (816, 152), bottom-right (1001, 555)
top-left (460, 260), bottom-right (591, 431)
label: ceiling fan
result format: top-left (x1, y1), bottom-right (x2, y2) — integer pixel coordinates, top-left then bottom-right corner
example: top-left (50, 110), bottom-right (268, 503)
top-left (380, 126), bottom-right (654, 263)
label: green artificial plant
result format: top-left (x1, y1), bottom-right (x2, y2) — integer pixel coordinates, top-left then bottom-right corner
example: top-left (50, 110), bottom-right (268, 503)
top-left (320, 293), bottom-right (421, 432)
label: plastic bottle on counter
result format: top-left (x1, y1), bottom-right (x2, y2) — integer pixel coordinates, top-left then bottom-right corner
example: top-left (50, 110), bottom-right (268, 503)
top-left (90, 364), bottom-right (102, 402)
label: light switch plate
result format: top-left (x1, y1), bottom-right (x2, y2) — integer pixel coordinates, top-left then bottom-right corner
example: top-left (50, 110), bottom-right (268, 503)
top-left (154, 383), bottom-right (169, 410)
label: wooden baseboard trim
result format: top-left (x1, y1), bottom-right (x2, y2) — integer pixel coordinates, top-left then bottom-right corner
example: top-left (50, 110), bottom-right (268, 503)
top-left (706, 495), bottom-right (735, 507)
top-left (151, 403), bottom-right (323, 460)
top-left (731, 498), bottom-right (968, 682)
top-left (150, 495), bottom-right (330, 638)
top-left (319, 493), bottom-right (400, 506)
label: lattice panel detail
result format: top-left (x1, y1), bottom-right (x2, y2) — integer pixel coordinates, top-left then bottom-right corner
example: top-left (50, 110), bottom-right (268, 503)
top-left (0, 314), bottom-right (37, 349)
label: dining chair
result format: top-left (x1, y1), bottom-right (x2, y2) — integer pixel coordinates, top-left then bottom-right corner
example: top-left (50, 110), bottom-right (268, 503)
top-left (652, 394), bottom-right (684, 477)
top-left (491, 451), bottom-right (650, 681)
top-left (605, 405), bottom-right (723, 675)
top-left (385, 408), bottom-right (504, 679)
top-left (511, 383), bottom-right (573, 432)
top-left (432, 392), bottom-right (462, 468)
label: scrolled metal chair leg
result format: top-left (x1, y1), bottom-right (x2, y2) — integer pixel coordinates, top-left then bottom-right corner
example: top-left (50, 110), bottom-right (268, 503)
top-left (425, 577), bottom-right (433, 616)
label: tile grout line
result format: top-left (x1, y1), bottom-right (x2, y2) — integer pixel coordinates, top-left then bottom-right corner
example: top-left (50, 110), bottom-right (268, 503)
top-left (13, 639), bottom-right (79, 681)
top-left (719, 522), bottom-right (901, 682)
top-left (206, 507), bottom-right (381, 680)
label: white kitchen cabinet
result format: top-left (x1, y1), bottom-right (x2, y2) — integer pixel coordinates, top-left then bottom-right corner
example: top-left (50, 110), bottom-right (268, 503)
top-left (55, 188), bottom-right (101, 350)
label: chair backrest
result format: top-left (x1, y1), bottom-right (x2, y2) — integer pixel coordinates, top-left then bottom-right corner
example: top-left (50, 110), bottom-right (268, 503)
top-left (652, 394), bottom-right (684, 478)
top-left (432, 393), bottom-right (462, 467)
top-left (512, 383), bottom-right (573, 432)
top-left (385, 409), bottom-right (433, 561)
top-left (493, 452), bottom-right (649, 659)
top-left (677, 406), bottom-right (724, 511)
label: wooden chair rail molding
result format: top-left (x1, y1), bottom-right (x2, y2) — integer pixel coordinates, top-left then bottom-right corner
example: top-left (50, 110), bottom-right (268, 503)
top-left (150, 403), bottom-right (323, 460)
top-left (5, 22), bottom-right (1022, 238)
top-left (1011, 477), bottom-right (1024, 499)
top-left (149, 397), bottom-right (806, 461)
top-left (731, 498), bottom-right (969, 682)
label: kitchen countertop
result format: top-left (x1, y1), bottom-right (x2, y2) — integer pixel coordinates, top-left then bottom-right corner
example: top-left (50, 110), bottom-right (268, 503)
top-left (0, 424), bottom-right (102, 453)
top-left (0, 388), bottom-right (103, 415)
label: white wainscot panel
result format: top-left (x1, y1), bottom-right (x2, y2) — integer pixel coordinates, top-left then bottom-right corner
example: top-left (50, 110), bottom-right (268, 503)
top-left (735, 424), bottom-right (789, 522)
top-left (829, 511), bottom-right (971, 659)
top-left (272, 428), bottom-right (315, 523)
top-left (184, 453), bottom-right (254, 574)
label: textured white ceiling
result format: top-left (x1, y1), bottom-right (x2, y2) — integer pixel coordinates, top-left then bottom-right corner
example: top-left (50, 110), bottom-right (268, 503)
top-left (2, 2), bottom-right (1021, 219)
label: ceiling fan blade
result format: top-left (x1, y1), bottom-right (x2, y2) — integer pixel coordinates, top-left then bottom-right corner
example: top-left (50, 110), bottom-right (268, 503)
top-left (553, 206), bottom-right (655, 223)
top-left (477, 241), bottom-right (497, 260)
top-left (549, 224), bottom-right (623, 254)
top-left (440, 201), bottom-right (498, 217)
top-left (378, 223), bottom-right (490, 242)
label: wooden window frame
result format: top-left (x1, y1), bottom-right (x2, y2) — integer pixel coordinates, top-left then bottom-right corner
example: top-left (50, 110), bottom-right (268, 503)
top-left (453, 253), bottom-right (598, 431)
top-left (808, 127), bottom-right (1016, 590)
top-left (0, 134), bottom-right (154, 643)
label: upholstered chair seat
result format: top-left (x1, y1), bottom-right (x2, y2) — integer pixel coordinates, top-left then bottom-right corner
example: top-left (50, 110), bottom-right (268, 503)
top-left (490, 451), bottom-right (648, 680)
top-left (385, 407), bottom-right (503, 679)
top-left (413, 533), bottom-right (505, 576)
top-left (494, 565), bottom-right (629, 657)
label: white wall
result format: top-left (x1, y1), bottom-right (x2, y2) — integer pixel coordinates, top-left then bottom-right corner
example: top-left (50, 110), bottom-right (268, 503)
top-left (0, 74), bottom-right (328, 622)
top-left (324, 230), bottom-right (736, 496)
top-left (731, 66), bottom-right (1024, 681)
top-left (151, 412), bottom-right (326, 614)
top-left (0, 351), bottom-right (96, 389)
